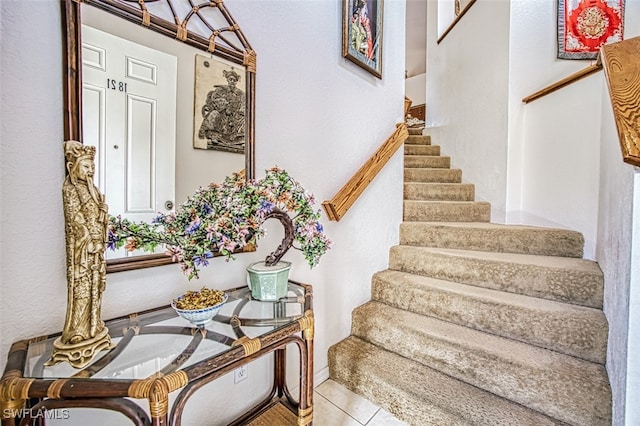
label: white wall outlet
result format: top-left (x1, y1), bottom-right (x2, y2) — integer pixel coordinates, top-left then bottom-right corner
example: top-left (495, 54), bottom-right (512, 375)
top-left (234, 365), bottom-right (248, 383)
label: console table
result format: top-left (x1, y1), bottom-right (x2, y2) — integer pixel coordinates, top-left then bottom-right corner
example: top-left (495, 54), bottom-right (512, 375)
top-left (0, 281), bottom-right (314, 426)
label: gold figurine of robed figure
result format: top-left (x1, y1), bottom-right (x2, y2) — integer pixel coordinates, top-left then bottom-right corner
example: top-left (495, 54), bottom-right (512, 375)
top-left (47, 140), bottom-right (112, 368)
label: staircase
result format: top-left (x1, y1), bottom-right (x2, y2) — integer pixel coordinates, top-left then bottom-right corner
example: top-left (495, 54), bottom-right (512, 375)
top-left (328, 129), bottom-right (612, 425)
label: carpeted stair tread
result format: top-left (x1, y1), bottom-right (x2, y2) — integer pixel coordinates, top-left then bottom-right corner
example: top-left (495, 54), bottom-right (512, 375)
top-left (404, 200), bottom-right (491, 222)
top-left (350, 302), bottom-right (611, 426)
top-left (404, 168), bottom-right (462, 183)
top-left (404, 155), bottom-right (451, 168)
top-left (407, 127), bottom-right (424, 135)
top-left (404, 167), bottom-right (462, 183)
top-left (405, 134), bottom-right (431, 145)
top-left (371, 270), bottom-right (607, 363)
top-left (404, 182), bottom-right (475, 201)
top-left (389, 246), bottom-right (603, 308)
top-left (399, 221), bottom-right (584, 257)
top-left (329, 336), bottom-right (568, 426)
top-left (404, 144), bottom-right (440, 156)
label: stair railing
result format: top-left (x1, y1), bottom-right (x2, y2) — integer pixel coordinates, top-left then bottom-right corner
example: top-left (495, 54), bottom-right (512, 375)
top-left (600, 35), bottom-right (640, 167)
top-left (322, 123), bottom-right (409, 221)
top-left (522, 61), bottom-right (603, 104)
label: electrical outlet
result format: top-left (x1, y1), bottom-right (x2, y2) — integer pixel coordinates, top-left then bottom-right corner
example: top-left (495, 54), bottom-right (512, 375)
top-left (234, 365), bottom-right (248, 383)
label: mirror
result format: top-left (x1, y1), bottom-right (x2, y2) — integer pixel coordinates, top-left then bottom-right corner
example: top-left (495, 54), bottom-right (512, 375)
top-left (62, 0), bottom-right (256, 273)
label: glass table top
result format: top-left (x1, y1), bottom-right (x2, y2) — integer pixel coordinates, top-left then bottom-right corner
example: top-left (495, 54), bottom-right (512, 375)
top-left (24, 283), bottom-right (307, 380)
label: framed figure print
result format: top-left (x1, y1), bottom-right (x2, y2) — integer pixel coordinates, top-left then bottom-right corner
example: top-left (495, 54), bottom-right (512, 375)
top-left (342, 0), bottom-right (384, 78)
top-left (193, 54), bottom-right (246, 154)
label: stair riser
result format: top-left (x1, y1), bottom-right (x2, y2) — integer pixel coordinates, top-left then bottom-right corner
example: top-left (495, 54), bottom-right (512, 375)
top-left (329, 337), bottom-right (566, 426)
top-left (404, 145), bottom-right (440, 156)
top-left (404, 201), bottom-right (491, 222)
top-left (389, 247), bottom-right (604, 308)
top-left (372, 272), bottom-right (607, 363)
top-left (405, 156), bottom-right (451, 168)
top-left (406, 135), bottom-right (431, 145)
top-left (404, 168), bottom-right (461, 183)
top-left (351, 303), bottom-right (611, 426)
top-left (404, 183), bottom-right (475, 201)
top-left (399, 223), bottom-right (584, 257)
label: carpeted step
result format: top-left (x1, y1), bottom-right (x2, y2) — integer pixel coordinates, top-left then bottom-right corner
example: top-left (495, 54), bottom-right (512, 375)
top-left (328, 336), bottom-right (567, 426)
top-left (388, 246), bottom-right (603, 308)
top-left (350, 302), bottom-right (611, 426)
top-left (399, 222), bottom-right (584, 257)
top-left (371, 270), bottom-right (607, 363)
top-left (404, 155), bottom-right (451, 168)
top-left (407, 127), bottom-right (424, 135)
top-left (404, 167), bottom-right (462, 183)
top-left (404, 200), bottom-right (491, 222)
top-left (404, 183), bottom-right (475, 201)
top-left (405, 134), bottom-right (431, 145)
top-left (404, 144), bottom-right (440, 156)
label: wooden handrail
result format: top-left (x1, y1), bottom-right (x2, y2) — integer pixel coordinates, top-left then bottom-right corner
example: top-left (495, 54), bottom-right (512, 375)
top-left (323, 123), bottom-right (409, 221)
top-left (437, 0), bottom-right (477, 45)
top-left (601, 35), bottom-right (640, 167)
top-left (522, 62), bottom-right (603, 104)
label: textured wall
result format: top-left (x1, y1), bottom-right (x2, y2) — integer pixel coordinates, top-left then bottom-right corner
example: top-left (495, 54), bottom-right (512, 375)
top-left (0, 0), bottom-right (406, 423)
top-left (425, 0), bottom-right (511, 222)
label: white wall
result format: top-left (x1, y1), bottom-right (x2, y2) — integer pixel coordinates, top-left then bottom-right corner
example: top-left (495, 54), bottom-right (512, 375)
top-left (0, 0), bottom-right (406, 423)
top-left (405, 72), bottom-right (426, 105)
top-left (508, 0), bottom-right (604, 259)
top-left (424, 0), bottom-right (640, 424)
top-left (596, 93), bottom-right (639, 426)
top-left (425, 0), bottom-right (511, 222)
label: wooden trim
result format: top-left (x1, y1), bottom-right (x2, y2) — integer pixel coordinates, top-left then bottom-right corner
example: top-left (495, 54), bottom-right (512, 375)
top-left (404, 97), bottom-right (412, 117)
top-left (437, 0), bottom-right (477, 45)
top-left (601, 36), bottom-right (640, 168)
top-left (522, 63), bottom-right (602, 104)
top-left (106, 244), bottom-right (256, 274)
top-left (62, 0), bottom-right (81, 141)
top-left (322, 123), bottom-right (409, 222)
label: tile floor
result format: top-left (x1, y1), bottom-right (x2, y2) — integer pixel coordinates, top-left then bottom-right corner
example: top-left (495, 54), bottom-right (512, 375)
top-left (313, 379), bottom-right (407, 425)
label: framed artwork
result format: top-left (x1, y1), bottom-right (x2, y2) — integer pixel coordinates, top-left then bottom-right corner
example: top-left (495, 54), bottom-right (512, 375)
top-left (557, 0), bottom-right (624, 60)
top-left (342, 0), bottom-right (384, 78)
top-left (193, 54), bottom-right (246, 154)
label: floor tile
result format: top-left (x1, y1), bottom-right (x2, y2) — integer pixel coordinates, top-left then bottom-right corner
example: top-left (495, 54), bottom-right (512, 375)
top-left (315, 380), bottom-right (379, 424)
top-left (313, 392), bottom-right (362, 426)
top-left (366, 408), bottom-right (409, 426)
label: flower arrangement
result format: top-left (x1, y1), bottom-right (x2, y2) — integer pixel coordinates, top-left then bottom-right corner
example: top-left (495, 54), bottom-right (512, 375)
top-left (108, 167), bottom-right (331, 279)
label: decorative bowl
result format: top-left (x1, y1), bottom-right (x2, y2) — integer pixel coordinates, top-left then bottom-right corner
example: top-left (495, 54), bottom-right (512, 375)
top-left (171, 292), bottom-right (228, 326)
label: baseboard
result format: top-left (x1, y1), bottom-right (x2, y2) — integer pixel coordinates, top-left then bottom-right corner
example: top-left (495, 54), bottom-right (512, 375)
top-left (314, 366), bottom-right (330, 388)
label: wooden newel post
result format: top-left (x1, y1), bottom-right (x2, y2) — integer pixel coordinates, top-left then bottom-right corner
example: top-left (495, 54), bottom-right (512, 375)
top-left (263, 208), bottom-right (294, 267)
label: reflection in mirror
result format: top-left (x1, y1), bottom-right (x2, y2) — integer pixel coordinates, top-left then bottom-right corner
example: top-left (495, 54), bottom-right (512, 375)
top-left (63, 0), bottom-right (256, 272)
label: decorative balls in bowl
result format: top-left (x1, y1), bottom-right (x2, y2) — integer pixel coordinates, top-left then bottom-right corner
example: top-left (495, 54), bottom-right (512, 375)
top-left (171, 288), bottom-right (228, 326)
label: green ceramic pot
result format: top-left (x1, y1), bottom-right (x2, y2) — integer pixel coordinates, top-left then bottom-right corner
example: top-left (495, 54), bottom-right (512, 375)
top-left (246, 261), bottom-right (291, 301)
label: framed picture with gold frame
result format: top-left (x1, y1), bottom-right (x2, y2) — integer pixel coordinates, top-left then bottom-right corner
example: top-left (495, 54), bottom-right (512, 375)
top-left (342, 0), bottom-right (384, 78)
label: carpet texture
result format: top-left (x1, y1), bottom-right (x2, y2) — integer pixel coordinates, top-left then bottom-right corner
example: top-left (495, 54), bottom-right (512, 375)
top-left (328, 130), bottom-right (611, 426)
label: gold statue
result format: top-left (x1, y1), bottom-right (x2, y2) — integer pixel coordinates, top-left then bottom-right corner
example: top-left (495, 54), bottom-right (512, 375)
top-left (47, 141), bottom-right (112, 368)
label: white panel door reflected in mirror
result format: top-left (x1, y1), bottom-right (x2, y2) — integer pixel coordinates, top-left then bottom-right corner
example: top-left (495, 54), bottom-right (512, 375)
top-left (82, 25), bottom-right (177, 259)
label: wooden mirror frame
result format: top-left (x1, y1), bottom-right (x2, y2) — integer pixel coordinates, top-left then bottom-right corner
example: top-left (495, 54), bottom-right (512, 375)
top-left (62, 0), bottom-right (256, 273)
